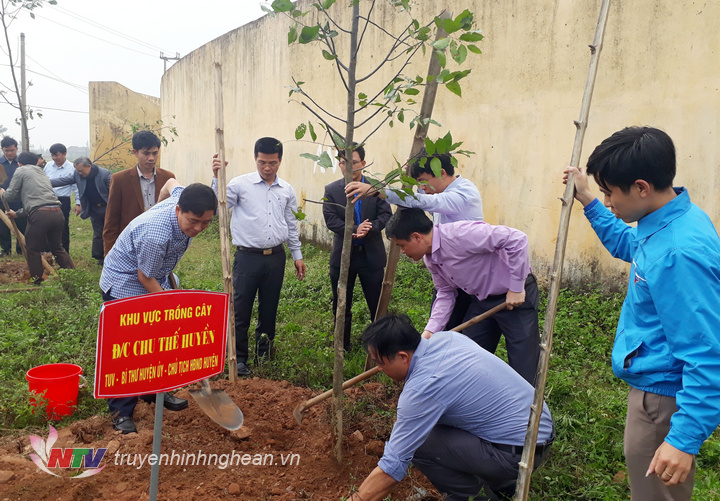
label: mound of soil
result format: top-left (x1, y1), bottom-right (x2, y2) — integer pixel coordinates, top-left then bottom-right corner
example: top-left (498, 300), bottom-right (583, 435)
top-left (0, 378), bottom-right (439, 500)
top-left (0, 260), bottom-right (29, 284)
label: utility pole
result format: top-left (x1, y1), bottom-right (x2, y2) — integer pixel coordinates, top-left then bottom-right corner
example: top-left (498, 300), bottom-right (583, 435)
top-left (20, 32), bottom-right (29, 152)
top-left (159, 52), bottom-right (181, 73)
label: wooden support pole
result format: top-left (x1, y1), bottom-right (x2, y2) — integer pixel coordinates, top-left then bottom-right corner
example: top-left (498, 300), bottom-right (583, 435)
top-left (214, 62), bottom-right (238, 383)
top-left (513, 1), bottom-right (612, 499)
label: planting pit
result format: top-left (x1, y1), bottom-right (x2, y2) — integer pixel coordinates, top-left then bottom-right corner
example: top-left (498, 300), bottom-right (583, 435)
top-left (0, 377), bottom-right (439, 500)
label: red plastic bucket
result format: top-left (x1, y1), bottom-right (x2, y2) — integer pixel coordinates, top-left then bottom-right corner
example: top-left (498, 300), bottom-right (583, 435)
top-left (26, 363), bottom-right (86, 419)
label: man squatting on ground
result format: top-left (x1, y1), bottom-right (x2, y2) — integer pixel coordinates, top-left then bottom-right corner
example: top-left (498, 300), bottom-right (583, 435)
top-left (385, 208), bottom-right (541, 385)
top-left (50, 157), bottom-right (111, 266)
top-left (564, 126), bottom-right (720, 501)
top-left (44, 143), bottom-right (80, 253)
top-left (0, 137), bottom-right (26, 256)
top-left (346, 149), bottom-right (484, 330)
top-left (99, 180), bottom-right (218, 434)
top-left (0, 152), bottom-right (75, 283)
top-left (348, 315), bottom-right (554, 501)
top-left (211, 137), bottom-right (306, 377)
top-left (322, 143), bottom-right (392, 350)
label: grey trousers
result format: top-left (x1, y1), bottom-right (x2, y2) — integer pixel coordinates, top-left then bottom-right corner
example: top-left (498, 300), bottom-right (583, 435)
top-left (411, 424), bottom-right (551, 501)
top-left (625, 387), bottom-right (695, 501)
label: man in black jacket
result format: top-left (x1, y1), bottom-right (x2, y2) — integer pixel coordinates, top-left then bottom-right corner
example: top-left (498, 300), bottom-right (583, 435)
top-left (323, 144), bottom-right (392, 350)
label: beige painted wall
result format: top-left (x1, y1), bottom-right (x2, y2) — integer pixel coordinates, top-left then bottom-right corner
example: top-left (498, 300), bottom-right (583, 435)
top-left (160, 0), bottom-right (720, 288)
top-left (89, 81), bottom-right (161, 170)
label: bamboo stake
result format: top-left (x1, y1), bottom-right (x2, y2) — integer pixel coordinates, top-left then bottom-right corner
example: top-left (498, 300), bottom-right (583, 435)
top-left (514, 1), bottom-right (612, 499)
top-left (0, 207), bottom-right (53, 277)
top-left (364, 11), bottom-right (452, 371)
top-left (214, 62), bottom-right (238, 383)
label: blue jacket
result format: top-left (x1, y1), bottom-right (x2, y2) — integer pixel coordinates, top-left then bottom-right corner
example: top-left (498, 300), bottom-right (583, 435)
top-left (50, 164), bottom-right (111, 219)
top-left (584, 188), bottom-right (720, 455)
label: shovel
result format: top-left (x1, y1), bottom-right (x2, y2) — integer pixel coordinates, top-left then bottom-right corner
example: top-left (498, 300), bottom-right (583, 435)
top-left (167, 274), bottom-right (244, 430)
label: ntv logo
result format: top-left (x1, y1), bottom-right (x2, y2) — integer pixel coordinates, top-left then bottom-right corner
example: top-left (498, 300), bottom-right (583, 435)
top-left (28, 425), bottom-right (106, 478)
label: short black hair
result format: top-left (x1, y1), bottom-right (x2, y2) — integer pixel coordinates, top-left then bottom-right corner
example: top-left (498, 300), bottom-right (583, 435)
top-left (49, 143), bottom-right (67, 155)
top-left (254, 137), bottom-right (283, 159)
top-left (409, 148), bottom-right (455, 178)
top-left (17, 152), bottom-right (39, 166)
top-left (339, 142), bottom-right (365, 162)
top-left (586, 126), bottom-right (676, 193)
top-left (1, 137), bottom-right (18, 149)
top-left (385, 208), bottom-right (433, 241)
top-left (362, 315), bottom-right (421, 361)
top-left (177, 183), bottom-right (218, 216)
top-left (132, 130), bottom-right (162, 151)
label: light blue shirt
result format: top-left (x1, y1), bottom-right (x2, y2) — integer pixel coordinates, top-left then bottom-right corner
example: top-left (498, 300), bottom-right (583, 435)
top-left (44, 160), bottom-right (80, 202)
top-left (383, 175), bottom-right (483, 224)
top-left (211, 172), bottom-right (302, 261)
top-left (378, 332), bottom-right (554, 481)
top-left (100, 186), bottom-right (189, 299)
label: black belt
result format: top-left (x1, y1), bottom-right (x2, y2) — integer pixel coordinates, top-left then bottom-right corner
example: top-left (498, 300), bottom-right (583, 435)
top-left (485, 273), bottom-right (536, 302)
top-left (237, 244), bottom-right (284, 256)
top-left (492, 427), bottom-right (555, 456)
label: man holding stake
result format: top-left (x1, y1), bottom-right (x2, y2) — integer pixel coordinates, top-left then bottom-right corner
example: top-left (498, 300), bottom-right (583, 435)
top-left (348, 315), bottom-right (554, 501)
top-left (100, 180), bottom-right (218, 433)
top-left (564, 126), bottom-right (720, 500)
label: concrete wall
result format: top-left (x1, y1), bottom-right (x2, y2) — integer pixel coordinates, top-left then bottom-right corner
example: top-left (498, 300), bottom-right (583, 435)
top-left (160, 0), bottom-right (720, 288)
top-left (89, 82), bottom-right (161, 170)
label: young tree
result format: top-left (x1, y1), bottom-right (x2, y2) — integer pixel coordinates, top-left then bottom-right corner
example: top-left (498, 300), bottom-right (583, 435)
top-left (268, 0), bottom-right (482, 462)
top-left (0, 0), bottom-right (55, 150)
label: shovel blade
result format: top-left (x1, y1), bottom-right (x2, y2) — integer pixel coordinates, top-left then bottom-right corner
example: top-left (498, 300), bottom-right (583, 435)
top-left (189, 388), bottom-right (244, 431)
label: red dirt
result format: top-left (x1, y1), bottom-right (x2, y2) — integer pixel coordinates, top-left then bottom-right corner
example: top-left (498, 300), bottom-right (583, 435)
top-left (0, 260), bottom-right (29, 284)
top-left (0, 378), bottom-right (439, 500)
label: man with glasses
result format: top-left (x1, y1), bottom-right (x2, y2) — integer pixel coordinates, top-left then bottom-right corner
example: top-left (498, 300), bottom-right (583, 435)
top-left (323, 143), bottom-right (392, 350)
top-left (211, 137), bottom-right (306, 376)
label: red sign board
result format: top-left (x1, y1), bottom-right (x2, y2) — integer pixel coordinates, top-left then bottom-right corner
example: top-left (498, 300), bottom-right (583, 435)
top-left (94, 290), bottom-right (229, 398)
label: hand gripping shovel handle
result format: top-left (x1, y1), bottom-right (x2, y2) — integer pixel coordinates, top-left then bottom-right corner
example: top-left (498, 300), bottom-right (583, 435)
top-left (293, 302), bottom-right (508, 424)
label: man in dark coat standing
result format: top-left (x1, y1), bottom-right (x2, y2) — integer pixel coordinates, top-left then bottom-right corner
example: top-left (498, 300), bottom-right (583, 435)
top-left (50, 157), bottom-right (111, 265)
top-left (323, 144), bottom-right (392, 350)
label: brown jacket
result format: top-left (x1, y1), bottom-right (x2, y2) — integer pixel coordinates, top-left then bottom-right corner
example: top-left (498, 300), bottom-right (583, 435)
top-left (102, 166), bottom-right (175, 255)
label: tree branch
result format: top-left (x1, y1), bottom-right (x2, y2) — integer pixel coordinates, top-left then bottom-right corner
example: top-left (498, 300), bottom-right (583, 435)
top-left (292, 77), bottom-right (348, 125)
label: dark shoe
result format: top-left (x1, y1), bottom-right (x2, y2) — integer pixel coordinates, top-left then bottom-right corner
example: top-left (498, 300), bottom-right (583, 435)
top-left (0, 250), bottom-right (10, 257)
top-left (96, 258), bottom-right (104, 266)
top-left (112, 416), bottom-right (137, 434)
top-left (140, 393), bottom-right (189, 411)
top-left (237, 362), bottom-right (252, 376)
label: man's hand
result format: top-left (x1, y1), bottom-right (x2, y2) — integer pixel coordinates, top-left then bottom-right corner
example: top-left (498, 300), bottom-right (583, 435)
top-left (212, 153), bottom-right (228, 178)
top-left (73, 205), bottom-right (82, 216)
top-left (158, 178), bottom-right (180, 202)
top-left (563, 166), bottom-right (595, 207)
top-left (0, 188), bottom-right (5, 196)
top-left (353, 219), bottom-right (372, 239)
top-left (646, 441), bottom-right (694, 486)
top-left (421, 330), bottom-right (433, 339)
top-left (4, 209), bottom-right (16, 220)
top-left (294, 259), bottom-right (306, 281)
top-left (345, 181), bottom-right (372, 200)
top-left (506, 289), bottom-right (526, 310)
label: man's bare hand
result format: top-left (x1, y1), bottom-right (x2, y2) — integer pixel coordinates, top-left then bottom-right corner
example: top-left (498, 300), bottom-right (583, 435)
top-left (353, 219), bottom-right (372, 239)
top-left (212, 153), bottom-right (228, 178)
top-left (73, 205), bottom-right (82, 216)
top-left (345, 181), bottom-right (372, 200)
top-left (506, 290), bottom-right (526, 310)
top-left (158, 178), bottom-right (180, 202)
top-left (295, 259), bottom-right (306, 281)
top-left (563, 166), bottom-right (595, 207)
top-left (421, 330), bottom-right (433, 339)
top-left (4, 209), bottom-right (16, 220)
top-left (647, 441), bottom-right (694, 486)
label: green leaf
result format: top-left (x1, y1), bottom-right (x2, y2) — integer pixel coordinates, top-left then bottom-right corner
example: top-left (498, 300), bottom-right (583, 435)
top-left (459, 31), bottom-right (484, 42)
top-left (321, 0), bottom-right (336, 8)
top-left (455, 9), bottom-right (474, 29)
top-left (425, 137), bottom-right (436, 155)
top-left (430, 157), bottom-right (443, 178)
top-left (467, 44), bottom-right (482, 54)
top-left (317, 151), bottom-right (333, 168)
top-left (446, 81), bottom-right (462, 97)
top-left (271, 0), bottom-right (295, 12)
top-left (404, 88), bottom-right (420, 96)
top-left (398, 110), bottom-right (405, 123)
top-left (288, 24), bottom-right (298, 45)
top-left (308, 122), bottom-right (317, 141)
top-left (432, 37), bottom-right (450, 50)
top-left (453, 45), bottom-right (467, 64)
top-left (442, 18), bottom-right (462, 34)
top-left (299, 25), bottom-right (321, 44)
top-left (322, 49), bottom-right (337, 60)
top-left (292, 208), bottom-right (306, 220)
top-left (358, 92), bottom-right (367, 100)
top-left (331, 132), bottom-right (345, 150)
top-left (295, 123), bottom-right (307, 140)
top-left (401, 174), bottom-right (418, 186)
top-left (300, 152), bottom-right (320, 162)
top-left (434, 50), bottom-right (446, 68)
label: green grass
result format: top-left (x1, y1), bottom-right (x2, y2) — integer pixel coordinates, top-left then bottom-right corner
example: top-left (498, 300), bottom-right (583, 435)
top-left (0, 215), bottom-right (718, 499)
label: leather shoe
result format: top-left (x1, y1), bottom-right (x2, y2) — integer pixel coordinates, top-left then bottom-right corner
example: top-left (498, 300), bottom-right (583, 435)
top-left (237, 362), bottom-right (252, 376)
top-left (112, 416), bottom-right (137, 434)
top-left (140, 394), bottom-right (189, 411)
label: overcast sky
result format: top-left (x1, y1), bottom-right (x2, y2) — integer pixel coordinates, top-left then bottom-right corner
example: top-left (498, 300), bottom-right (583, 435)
top-left (0, 0), bottom-right (266, 150)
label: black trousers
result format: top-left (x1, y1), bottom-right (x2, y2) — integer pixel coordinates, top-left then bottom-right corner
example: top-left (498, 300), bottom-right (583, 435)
top-left (25, 209), bottom-right (74, 280)
top-left (0, 212), bottom-right (26, 253)
top-left (58, 196), bottom-right (71, 252)
top-left (233, 247), bottom-right (286, 364)
top-left (90, 207), bottom-right (106, 261)
top-left (329, 246), bottom-right (384, 350)
top-left (462, 275), bottom-right (540, 385)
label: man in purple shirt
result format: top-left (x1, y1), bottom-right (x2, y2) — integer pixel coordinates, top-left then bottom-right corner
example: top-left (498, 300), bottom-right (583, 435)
top-left (385, 208), bottom-right (540, 385)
